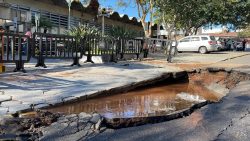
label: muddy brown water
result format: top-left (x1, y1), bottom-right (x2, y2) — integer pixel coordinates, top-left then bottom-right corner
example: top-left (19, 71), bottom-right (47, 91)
top-left (47, 81), bottom-right (219, 119)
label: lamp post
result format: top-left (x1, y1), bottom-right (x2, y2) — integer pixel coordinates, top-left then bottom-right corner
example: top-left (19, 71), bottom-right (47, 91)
top-left (67, 0), bottom-right (92, 30)
top-left (98, 7), bottom-right (113, 37)
top-left (66, 0), bottom-right (74, 30)
top-left (79, 0), bottom-right (91, 7)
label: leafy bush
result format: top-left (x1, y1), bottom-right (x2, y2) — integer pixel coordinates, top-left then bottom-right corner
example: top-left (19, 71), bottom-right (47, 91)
top-left (65, 24), bottom-right (102, 43)
top-left (32, 17), bottom-right (52, 29)
top-left (109, 26), bottom-right (137, 39)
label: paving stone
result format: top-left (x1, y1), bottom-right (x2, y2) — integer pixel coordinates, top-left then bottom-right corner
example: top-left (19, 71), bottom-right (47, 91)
top-left (33, 103), bottom-right (50, 109)
top-left (95, 118), bottom-right (102, 130)
top-left (61, 96), bottom-right (77, 102)
top-left (57, 117), bottom-right (69, 123)
top-left (84, 123), bottom-right (93, 130)
top-left (1, 100), bottom-right (22, 107)
top-left (8, 105), bottom-right (31, 114)
top-left (78, 122), bottom-right (87, 131)
top-left (79, 112), bottom-right (92, 119)
top-left (0, 107), bottom-right (8, 115)
top-left (0, 95), bottom-right (12, 102)
top-left (90, 113), bottom-right (101, 124)
top-left (42, 122), bottom-right (68, 136)
top-left (65, 114), bottom-right (77, 119)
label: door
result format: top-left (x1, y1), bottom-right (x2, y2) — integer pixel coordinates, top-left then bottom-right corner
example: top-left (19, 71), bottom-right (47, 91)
top-left (178, 37), bottom-right (191, 51)
top-left (190, 37), bottom-right (201, 51)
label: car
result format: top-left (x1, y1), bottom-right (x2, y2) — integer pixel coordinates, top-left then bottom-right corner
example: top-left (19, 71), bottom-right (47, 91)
top-left (236, 42), bottom-right (243, 51)
top-left (216, 40), bottom-right (225, 51)
top-left (177, 35), bottom-right (218, 54)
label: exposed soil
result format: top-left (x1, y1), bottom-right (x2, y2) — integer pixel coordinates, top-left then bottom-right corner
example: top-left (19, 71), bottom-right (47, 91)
top-left (0, 110), bottom-right (61, 140)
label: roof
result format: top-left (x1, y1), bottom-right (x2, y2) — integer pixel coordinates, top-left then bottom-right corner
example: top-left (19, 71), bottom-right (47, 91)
top-left (207, 32), bottom-right (238, 37)
top-left (53, 0), bottom-right (142, 26)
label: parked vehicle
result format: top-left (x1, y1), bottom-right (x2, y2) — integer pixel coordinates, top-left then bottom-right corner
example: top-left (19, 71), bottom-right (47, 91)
top-left (216, 39), bottom-right (226, 51)
top-left (177, 35), bottom-right (218, 54)
top-left (236, 42), bottom-right (243, 51)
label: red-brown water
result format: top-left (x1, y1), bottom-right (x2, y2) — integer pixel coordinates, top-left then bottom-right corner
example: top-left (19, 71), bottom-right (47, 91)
top-left (47, 82), bottom-right (219, 119)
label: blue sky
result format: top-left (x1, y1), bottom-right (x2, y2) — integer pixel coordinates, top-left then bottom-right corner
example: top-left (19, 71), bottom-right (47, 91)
top-left (98, 0), bottom-right (224, 32)
top-left (99, 0), bottom-right (140, 18)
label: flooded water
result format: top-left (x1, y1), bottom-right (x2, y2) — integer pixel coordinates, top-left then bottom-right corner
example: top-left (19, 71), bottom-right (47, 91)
top-left (47, 82), bottom-right (219, 119)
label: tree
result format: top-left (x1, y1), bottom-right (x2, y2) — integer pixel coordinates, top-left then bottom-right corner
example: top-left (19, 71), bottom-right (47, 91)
top-left (65, 24), bottom-right (101, 43)
top-left (155, 0), bottom-right (209, 36)
top-left (239, 26), bottom-right (250, 38)
top-left (213, 0), bottom-right (250, 30)
top-left (117, 0), bottom-right (155, 38)
top-left (155, 0), bottom-right (250, 36)
top-left (32, 17), bottom-right (52, 31)
top-left (109, 26), bottom-right (137, 39)
top-left (154, 0), bottom-right (180, 39)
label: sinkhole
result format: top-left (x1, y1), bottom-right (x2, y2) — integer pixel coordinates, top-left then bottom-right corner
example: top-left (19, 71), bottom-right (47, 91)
top-left (20, 68), bottom-right (250, 129)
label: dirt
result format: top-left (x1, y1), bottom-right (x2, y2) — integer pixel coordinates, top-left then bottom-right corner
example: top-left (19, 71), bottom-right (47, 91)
top-left (0, 110), bottom-right (61, 140)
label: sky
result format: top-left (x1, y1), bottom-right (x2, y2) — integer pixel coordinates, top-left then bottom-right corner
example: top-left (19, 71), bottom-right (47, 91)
top-left (99, 0), bottom-right (140, 19)
top-left (98, 0), bottom-right (224, 33)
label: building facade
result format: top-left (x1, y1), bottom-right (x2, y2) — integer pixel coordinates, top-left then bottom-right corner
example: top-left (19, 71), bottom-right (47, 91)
top-left (0, 0), bottom-right (144, 36)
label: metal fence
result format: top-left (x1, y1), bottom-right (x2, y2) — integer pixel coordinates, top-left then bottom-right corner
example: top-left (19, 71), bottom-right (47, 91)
top-left (83, 35), bottom-right (117, 63)
top-left (0, 32), bottom-right (31, 72)
top-left (146, 38), bottom-right (177, 62)
top-left (33, 32), bottom-right (81, 67)
top-left (1, 32), bottom-right (177, 73)
top-left (117, 38), bottom-right (142, 59)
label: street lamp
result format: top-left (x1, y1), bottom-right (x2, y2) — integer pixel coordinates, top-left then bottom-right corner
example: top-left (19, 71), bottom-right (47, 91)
top-left (66, 0), bottom-right (74, 30)
top-left (66, 0), bottom-right (91, 30)
top-left (79, 0), bottom-right (91, 7)
top-left (98, 7), bottom-right (113, 37)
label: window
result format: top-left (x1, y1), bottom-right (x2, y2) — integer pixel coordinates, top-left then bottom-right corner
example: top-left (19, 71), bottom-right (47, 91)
top-left (191, 37), bottom-right (200, 41)
top-left (201, 37), bottom-right (208, 40)
top-left (180, 37), bottom-right (190, 42)
top-left (210, 36), bottom-right (216, 41)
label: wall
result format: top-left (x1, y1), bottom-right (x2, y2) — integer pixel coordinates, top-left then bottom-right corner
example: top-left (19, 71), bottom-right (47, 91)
top-left (2, 0), bottom-right (143, 35)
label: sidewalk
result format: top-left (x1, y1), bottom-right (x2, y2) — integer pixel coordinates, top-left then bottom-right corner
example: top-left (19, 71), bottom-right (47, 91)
top-left (0, 52), bottom-right (249, 115)
top-left (0, 57), bottom-right (182, 116)
top-left (1, 53), bottom-right (250, 140)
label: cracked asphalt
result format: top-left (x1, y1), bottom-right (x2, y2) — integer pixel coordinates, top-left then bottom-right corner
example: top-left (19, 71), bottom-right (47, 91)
top-left (1, 52), bottom-right (250, 141)
top-left (86, 53), bottom-right (250, 141)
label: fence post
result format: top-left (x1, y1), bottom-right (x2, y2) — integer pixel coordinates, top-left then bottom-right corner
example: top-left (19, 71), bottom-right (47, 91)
top-left (136, 40), bottom-right (140, 60)
top-left (13, 35), bottom-right (26, 73)
top-left (109, 39), bottom-right (117, 63)
top-left (71, 36), bottom-right (81, 66)
top-left (35, 33), bottom-right (47, 68)
top-left (120, 38), bottom-right (124, 59)
top-left (84, 35), bottom-right (94, 63)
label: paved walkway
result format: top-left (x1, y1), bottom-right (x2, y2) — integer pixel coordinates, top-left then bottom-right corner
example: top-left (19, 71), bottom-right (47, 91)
top-left (0, 52), bottom-right (248, 115)
top-left (0, 57), bottom-right (181, 115)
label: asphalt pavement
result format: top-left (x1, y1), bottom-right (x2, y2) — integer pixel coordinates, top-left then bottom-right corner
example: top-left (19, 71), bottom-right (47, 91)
top-left (1, 52), bottom-right (250, 141)
top-left (87, 52), bottom-right (250, 141)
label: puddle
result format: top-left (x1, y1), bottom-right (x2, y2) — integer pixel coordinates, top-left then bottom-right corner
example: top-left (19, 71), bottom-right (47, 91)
top-left (47, 81), bottom-right (219, 119)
